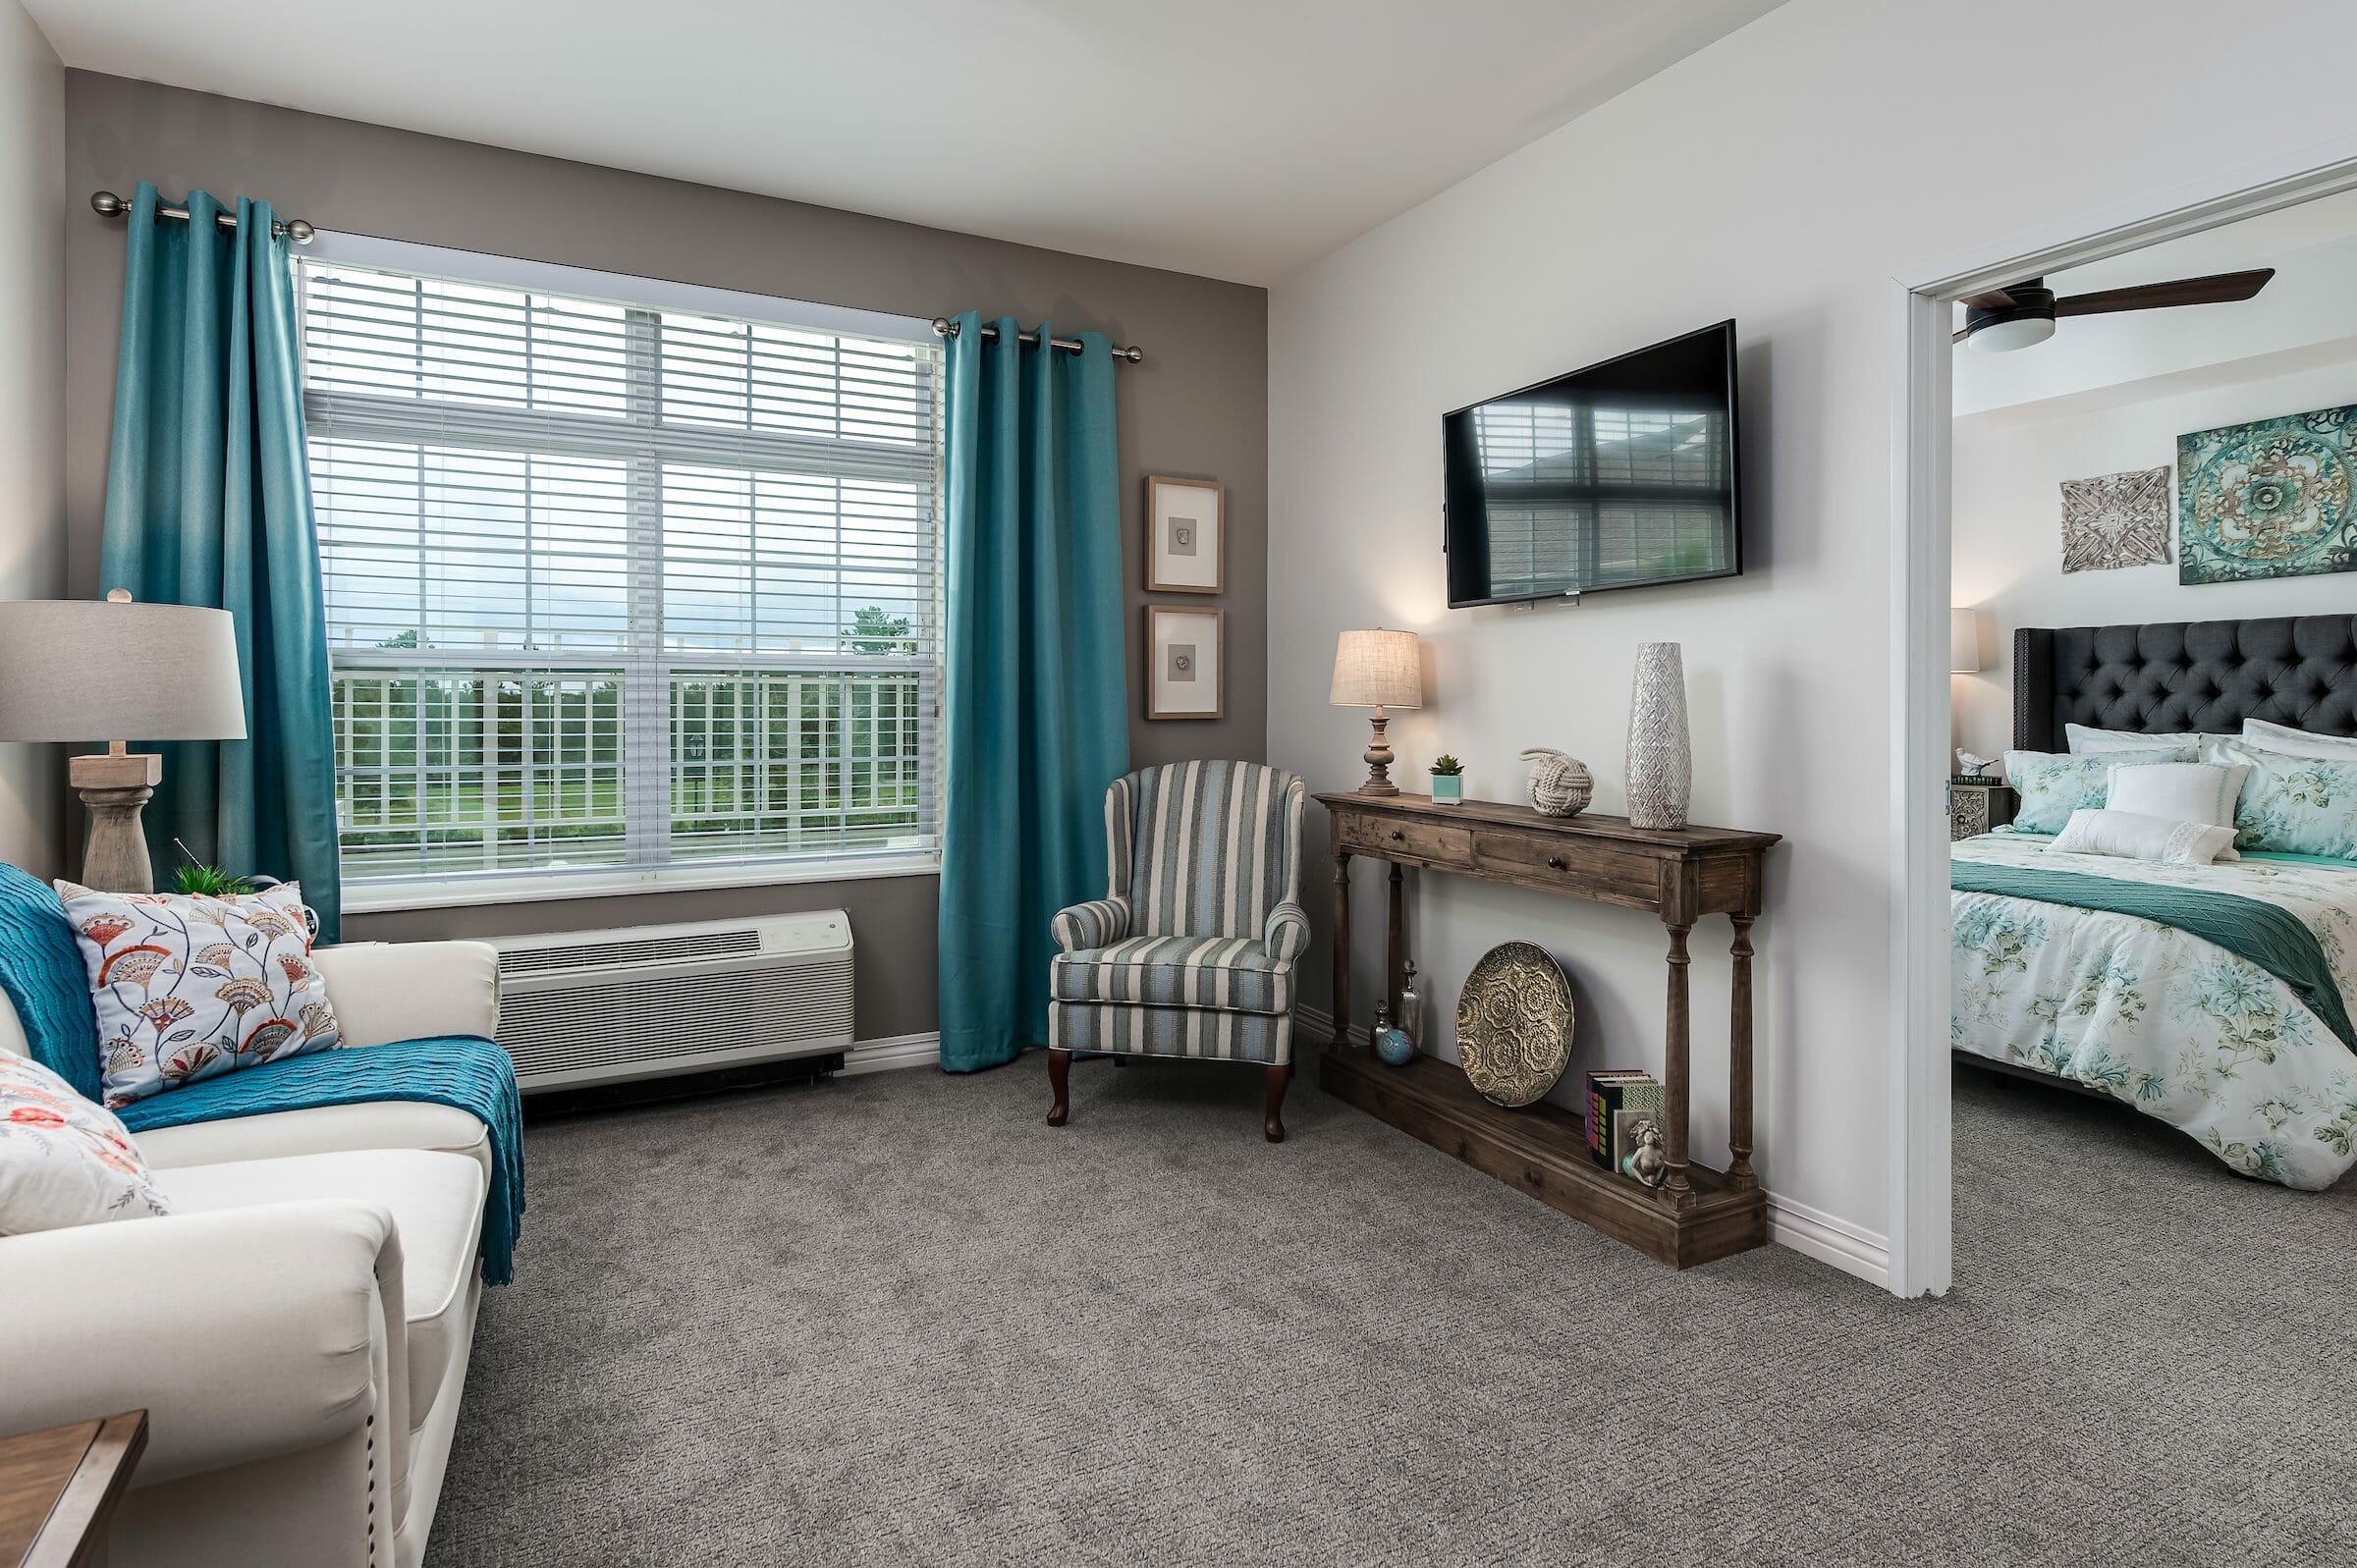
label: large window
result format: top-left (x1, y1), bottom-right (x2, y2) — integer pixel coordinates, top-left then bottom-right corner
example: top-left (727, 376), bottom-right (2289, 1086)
top-left (298, 250), bottom-right (943, 902)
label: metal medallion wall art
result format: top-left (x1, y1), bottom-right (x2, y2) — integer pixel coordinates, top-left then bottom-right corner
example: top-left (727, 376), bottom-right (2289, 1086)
top-left (2058, 466), bottom-right (2171, 572)
top-left (1453, 941), bottom-right (1575, 1108)
top-left (2177, 403), bottom-right (2357, 585)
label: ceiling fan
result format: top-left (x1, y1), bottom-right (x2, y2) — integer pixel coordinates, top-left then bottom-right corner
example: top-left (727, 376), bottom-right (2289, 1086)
top-left (1953, 267), bottom-right (2275, 352)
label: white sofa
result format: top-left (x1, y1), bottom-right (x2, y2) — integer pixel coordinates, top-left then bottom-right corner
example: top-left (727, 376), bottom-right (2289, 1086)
top-left (0, 940), bottom-right (504, 1568)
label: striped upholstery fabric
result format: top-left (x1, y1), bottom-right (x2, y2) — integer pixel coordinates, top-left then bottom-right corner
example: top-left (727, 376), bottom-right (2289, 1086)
top-left (1047, 760), bottom-right (1306, 1064)
top-left (1052, 935), bottom-right (1290, 1013)
top-left (1049, 1000), bottom-right (1291, 1065)
top-left (1124, 760), bottom-right (1304, 940)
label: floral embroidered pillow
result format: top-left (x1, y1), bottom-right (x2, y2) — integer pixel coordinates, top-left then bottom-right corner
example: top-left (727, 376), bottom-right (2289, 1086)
top-left (0, 1053), bottom-right (172, 1234)
top-left (55, 881), bottom-right (342, 1108)
top-left (2205, 740), bottom-right (2357, 859)
top-left (2004, 747), bottom-right (2190, 834)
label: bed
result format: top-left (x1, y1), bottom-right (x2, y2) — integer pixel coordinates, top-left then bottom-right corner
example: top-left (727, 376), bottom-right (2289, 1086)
top-left (1949, 615), bottom-right (2357, 1188)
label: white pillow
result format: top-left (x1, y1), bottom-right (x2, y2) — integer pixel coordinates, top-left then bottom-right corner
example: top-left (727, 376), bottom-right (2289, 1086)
top-left (2066, 724), bottom-right (2207, 755)
top-left (2104, 760), bottom-right (2249, 829)
top-left (54, 881), bottom-right (344, 1109)
top-left (2240, 719), bottom-right (2357, 762)
top-left (0, 1054), bottom-right (172, 1235)
top-left (2050, 808), bottom-right (2240, 866)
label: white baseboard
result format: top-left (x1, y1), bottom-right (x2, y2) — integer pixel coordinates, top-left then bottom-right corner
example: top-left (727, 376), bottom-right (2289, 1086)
top-left (1765, 1192), bottom-right (1890, 1288)
top-left (1293, 1004), bottom-right (1891, 1287)
top-left (840, 1031), bottom-right (940, 1076)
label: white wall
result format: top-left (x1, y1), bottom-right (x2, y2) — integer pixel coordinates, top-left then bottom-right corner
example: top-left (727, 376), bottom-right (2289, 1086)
top-left (1953, 345), bottom-right (2357, 762)
top-left (1267, 0), bottom-right (2357, 1279)
top-left (0, 0), bottom-right (64, 876)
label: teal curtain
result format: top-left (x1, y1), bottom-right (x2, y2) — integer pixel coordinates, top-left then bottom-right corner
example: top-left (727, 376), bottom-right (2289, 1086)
top-left (938, 313), bottom-right (1128, 1072)
top-left (99, 184), bottom-right (342, 942)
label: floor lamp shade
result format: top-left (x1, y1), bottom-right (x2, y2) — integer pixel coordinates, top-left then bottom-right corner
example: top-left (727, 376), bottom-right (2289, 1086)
top-left (0, 597), bottom-right (247, 892)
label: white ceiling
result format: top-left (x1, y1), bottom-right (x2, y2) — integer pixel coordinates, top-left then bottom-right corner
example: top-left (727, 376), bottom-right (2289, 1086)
top-left (25, 0), bottom-right (1783, 286)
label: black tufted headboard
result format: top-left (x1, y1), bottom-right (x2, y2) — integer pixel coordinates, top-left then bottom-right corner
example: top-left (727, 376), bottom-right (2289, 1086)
top-left (2013, 615), bottom-right (2357, 751)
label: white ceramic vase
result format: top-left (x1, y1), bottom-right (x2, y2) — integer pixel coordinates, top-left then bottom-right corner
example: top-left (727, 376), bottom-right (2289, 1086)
top-left (1624, 641), bottom-right (1691, 831)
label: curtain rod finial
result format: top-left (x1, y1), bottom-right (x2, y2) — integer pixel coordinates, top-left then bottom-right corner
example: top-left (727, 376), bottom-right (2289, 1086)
top-left (930, 316), bottom-right (957, 339)
top-left (91, 190), bottom-right (126, 218)
top-left (284, 218), bottom-right (315, 245)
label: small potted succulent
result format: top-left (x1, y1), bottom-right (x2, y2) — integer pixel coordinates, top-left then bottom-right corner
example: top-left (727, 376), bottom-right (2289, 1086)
top-left (1429, 753), bottom-right (1465, 805)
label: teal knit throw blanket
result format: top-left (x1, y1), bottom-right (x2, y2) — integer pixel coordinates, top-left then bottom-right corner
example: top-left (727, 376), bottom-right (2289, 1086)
top-left (0, 863), bottom-right (523, 1283)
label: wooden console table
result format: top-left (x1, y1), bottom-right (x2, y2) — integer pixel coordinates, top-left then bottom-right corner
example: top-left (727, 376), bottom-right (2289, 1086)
top-left (1317, 792), bottom-right (1779, 1269)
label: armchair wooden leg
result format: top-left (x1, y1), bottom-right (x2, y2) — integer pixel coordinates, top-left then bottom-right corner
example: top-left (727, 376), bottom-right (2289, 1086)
top-left (1264, 1061), bottom-right (1290, 1143)
top-left (1047, 1049), bottom-right (1071, 1126)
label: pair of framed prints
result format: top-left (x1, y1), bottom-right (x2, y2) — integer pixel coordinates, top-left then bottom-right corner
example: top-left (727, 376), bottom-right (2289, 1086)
top-left (1144, 474), bottom-right (1225, 722)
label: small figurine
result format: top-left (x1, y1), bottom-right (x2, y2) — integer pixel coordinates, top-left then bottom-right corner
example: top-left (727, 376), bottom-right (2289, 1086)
top-left (1621, 1118), bottom-right (1669, 1187)
top-left (1956, 749), bottom-right (1996, 781)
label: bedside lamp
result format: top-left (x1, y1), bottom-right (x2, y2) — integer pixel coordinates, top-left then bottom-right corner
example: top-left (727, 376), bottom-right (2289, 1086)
top-left (1330, 627), bottom-right (1422, 795)
top-left (0, 591), bottom-right (247, 892)
top-left (1949, 608), bottom-right (1981, 675)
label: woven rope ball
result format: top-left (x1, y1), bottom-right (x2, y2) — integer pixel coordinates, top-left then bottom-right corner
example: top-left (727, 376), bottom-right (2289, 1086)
top-left (1519, 748), bottom-right (1594, 817)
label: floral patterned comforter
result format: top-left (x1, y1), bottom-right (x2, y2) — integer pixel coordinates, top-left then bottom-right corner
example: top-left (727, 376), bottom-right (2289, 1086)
top-left (1951, 833), bottom-right (2357, 1189)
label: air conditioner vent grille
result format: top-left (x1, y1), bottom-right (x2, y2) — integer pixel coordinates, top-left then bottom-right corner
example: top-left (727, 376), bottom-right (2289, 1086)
top-left (498, 928), bottom-right (764, 975)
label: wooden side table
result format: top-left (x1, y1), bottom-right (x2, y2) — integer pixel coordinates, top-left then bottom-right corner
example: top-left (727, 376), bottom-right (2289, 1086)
top-left (1317, 791), bottom-right (1779, 1268)
top-left (1948, 777), bottom-right (2016, 839)
top-left (0, 1412), bottom-right (146, 1568)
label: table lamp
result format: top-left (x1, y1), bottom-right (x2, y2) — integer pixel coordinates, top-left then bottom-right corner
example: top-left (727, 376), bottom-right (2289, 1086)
top-left (1949, 608), bottom-right (1981, 675)
top-left (0, 591), bottom-right (247, 892)
top-left (1329, 627), bottom-right (1422, 795)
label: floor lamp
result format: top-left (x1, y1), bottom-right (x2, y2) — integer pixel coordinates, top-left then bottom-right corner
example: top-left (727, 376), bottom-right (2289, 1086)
top-left (0, 592), bottom-right (247, 892)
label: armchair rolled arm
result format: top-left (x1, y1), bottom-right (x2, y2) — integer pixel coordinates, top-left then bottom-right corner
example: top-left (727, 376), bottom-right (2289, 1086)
top-left (313, 940), bottom-right (501, 1048)
top-left (1263, 900), bottom-right (1310, 966)
top-left (1051, 897), bottom-right (1131, 954)
top-left (0, 1201), bottom-right (408, 1485)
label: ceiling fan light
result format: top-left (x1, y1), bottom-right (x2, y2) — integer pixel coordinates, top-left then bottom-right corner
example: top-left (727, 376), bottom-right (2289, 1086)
top-left (1969, 315), bottom-right (2056, 353)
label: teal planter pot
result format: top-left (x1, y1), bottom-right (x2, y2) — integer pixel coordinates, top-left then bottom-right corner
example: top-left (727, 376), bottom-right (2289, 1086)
top-left (1430, 773), bottom-right (1463, 804)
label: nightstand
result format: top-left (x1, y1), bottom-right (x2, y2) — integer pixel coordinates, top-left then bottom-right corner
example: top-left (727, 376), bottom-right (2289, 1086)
top-left (1948, 777), bottom-right (2016, 840)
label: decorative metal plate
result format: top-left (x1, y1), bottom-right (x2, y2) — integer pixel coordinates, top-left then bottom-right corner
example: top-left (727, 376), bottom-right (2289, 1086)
top-left (1453, 941), bottom-right (1575, 1108)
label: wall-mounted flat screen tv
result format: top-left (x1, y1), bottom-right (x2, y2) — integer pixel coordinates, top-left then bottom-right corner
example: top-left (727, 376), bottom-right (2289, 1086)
top-left (1442, 320), bottom-right (1740, 607)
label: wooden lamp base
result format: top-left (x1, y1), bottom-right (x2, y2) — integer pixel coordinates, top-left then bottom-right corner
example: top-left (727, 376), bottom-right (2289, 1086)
top-left (69, 748), bottom-right (162, 893)
top-left (1357, 710), bottom-right (1399, 795)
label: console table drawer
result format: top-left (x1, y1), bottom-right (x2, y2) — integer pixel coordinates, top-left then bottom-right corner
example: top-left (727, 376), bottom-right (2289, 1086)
top-left (1472, 828), bottom-right (1659, 908)
top-left (1338, 814), bottom-right (1473, 869)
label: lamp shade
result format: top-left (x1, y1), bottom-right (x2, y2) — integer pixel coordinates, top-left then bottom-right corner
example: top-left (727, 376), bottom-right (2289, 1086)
top-left (1948, 608), bottom-right (1981, 675)
top-left (0, 598), bottom-right (247, 742)
top-left (1330, 627), bottom-right (1422, 710)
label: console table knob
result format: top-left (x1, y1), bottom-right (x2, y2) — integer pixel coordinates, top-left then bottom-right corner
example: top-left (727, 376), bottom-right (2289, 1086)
top-left (1389, 830), bottom-right (1403, 841)
top-left (1547, 855), bottom-right (1565, 870)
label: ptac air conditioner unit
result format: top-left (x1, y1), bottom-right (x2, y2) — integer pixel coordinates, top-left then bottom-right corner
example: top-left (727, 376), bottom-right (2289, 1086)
top-left (484, 911), bottom-right (852, 1092)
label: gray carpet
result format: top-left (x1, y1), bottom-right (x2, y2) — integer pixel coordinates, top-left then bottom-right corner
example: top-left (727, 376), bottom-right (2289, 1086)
top-left (427, 1059), bottom-right (2357, 1568)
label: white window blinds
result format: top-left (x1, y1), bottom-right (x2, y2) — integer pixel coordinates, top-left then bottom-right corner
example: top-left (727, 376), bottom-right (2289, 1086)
top-left (298, 255), bottom-right (944, 888)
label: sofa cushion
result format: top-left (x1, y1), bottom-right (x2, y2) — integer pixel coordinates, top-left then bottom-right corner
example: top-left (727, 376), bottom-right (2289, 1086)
top-left (134, 1099), bottom-right (491, 1183)
top-left (157, 1148), bottom-right (484, 1433)
top-left (1052, 934), bottom-right (1291, 1014)
top-left (0, 1054), bottom-right (172, 1234)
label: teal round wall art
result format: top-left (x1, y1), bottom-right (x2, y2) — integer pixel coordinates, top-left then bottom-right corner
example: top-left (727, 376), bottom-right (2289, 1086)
top-left (2177, 403), bottom-right (2357, 585)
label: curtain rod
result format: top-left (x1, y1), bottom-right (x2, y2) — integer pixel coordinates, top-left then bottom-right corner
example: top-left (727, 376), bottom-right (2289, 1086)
top-left (930, 316), bottom-right (1142, 363)
top-left (90, 190), bottom-right (316, 245)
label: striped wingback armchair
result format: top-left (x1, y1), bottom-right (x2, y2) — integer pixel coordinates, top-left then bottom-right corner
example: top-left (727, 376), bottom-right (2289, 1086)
top-left (1046, 759), bottom-right (1309, 1141)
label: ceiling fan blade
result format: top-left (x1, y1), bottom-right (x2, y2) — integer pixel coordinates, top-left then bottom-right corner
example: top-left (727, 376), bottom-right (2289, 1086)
top-left (2054, 268), bottom-right (2275, 317)
top-left (1957, 288), bottom-right (2017, 311)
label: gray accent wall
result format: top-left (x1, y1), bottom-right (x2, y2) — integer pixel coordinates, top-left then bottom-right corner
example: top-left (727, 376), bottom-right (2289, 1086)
top-left (60, 71), bottom-right (1268, 1042)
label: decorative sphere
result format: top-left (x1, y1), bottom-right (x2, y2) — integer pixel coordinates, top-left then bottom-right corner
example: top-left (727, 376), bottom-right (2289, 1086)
top-left (1374, 1026), bottom-right (1415, 1067)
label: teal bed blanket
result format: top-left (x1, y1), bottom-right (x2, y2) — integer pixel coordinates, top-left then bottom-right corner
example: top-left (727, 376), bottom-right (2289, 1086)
top-left (1949, 857), bottom-right (2356, 1054)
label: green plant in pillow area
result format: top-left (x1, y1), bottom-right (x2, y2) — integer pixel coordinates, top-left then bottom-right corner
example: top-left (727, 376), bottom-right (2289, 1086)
top-left (170, 838), bottom-right (255, 898)
top-left (1430, 754), bottom-right (1464, 777)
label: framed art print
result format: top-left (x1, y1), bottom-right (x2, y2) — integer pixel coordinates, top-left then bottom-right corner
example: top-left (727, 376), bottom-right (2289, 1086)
top-left (1145, 605), bottom-right (1224, 720)
top-left (1146, 475), bottom-right (1225, 593)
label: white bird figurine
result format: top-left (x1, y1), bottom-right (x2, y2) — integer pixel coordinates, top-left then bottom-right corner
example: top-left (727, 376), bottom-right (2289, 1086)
top-left (1956, 750), bottom-right (1996, 780)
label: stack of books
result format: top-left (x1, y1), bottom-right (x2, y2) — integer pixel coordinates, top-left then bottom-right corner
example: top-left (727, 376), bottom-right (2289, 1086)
top-left (1585, 1069), bottom-right (1666, 1175)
